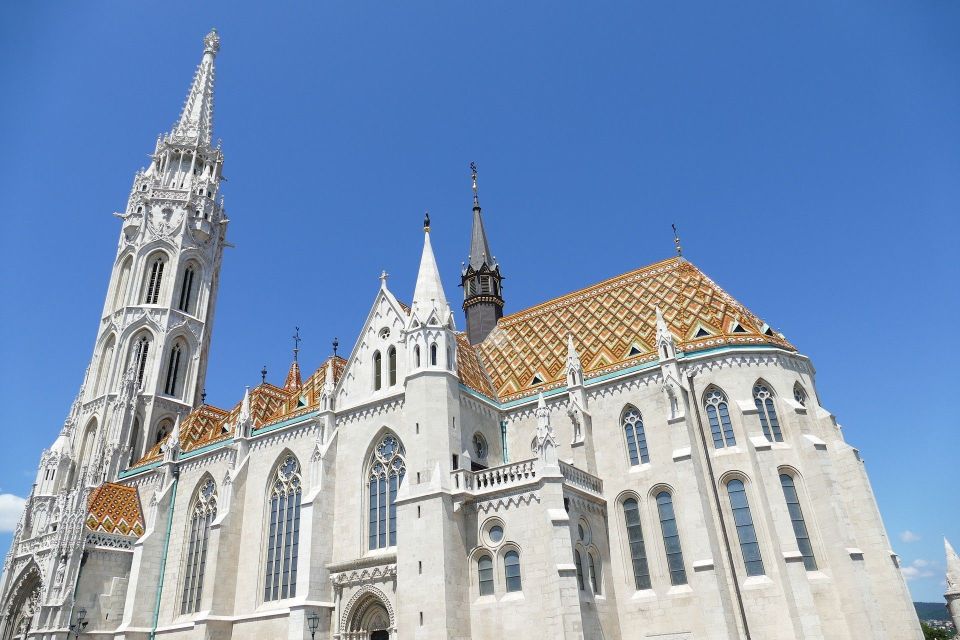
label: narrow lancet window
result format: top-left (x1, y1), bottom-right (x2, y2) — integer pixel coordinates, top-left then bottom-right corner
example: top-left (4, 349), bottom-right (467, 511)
top-left (726, 479), bottom-right (765, 576)
top-left (780, 474), bottom-right (817, 570)
top-left (178, 265), bottom-right (195, 313)
top-left (264, 456), bottom-right (302, 601)
top-left (143, 255), bottom-right (166, 304)
top-left (373, 351), bottom-right (382, 391)
top-left (181, 478), bottom-right (217, 614)
top-left (622, 406), bottom-right (649, 465)
top-left (478, 555), bottom-right (494, 595)
top-left (656, 491), bottom-right (687, 585)
top-left (623, 498), bottom-right (651, 590)
top-left (704, 387), bottom-right (736, 448)
top-left (164, 343), bottom-right (183, 396)
top-left (753, 383), bottom-right (783, 442)
top-left (574, 549), bottom-right (585, 590)
top-left (132, 335), bottom-right (151, 387)
top-left (368, 434), bottom-right (406, 550)
top-left (388, 347), bottom-right (397, 386)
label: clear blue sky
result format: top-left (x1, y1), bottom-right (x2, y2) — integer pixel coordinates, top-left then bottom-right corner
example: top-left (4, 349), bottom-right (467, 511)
top-left (0, 2), bottom-right (957, 602)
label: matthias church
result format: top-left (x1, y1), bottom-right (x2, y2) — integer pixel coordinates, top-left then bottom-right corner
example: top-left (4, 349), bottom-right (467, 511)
top-left (0, 30), bottom-right (923, 640)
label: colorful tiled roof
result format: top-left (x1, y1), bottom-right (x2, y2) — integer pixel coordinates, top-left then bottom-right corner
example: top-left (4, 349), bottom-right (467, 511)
top-left (456, 332), bottom-right (496, 398)
top-left (473, 257), bottom-right (793, 402)
top-left (86, 482), bottom-right (145, 537)
top-left (132, 357), bottom-right (346, 467)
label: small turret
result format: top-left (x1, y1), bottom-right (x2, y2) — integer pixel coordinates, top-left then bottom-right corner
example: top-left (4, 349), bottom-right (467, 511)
top-left (461, 163), bottom-right (504, 344)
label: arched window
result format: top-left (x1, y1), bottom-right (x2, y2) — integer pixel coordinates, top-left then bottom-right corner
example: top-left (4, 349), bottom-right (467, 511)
top-left (588, 552), bottom-right (601, 594)
top-left (574, 549), bottom-right (585, 590)
top-left (142, 254), bottom-right (167, 304)
top-left (388, 347), bottom-right (397, 386)
top-left (94, 335), bottom-right (116, 398)
top-left (128, 417), bottom-right (141, 467)
top-left (264, 455), bottom-right (302, 601)
top-left (181, 477), bottom-right (217, 614)
top-left (780, 474), bottom-right (817, 571)
top-left (622, 406), bottom-right (649, 466)
top-left (793, 383), bottom-right (807, 407)
top-left (163, 342), bottom-right (184, 397)
top-left (430, 343), bottom-right (438, 366)
top-left (504, 550), bottom-right (521, 592)
top-left (753, 383), bottom-right (783, 442)
top-left (131, 333), bottom-right (152, 388)
top-left (79, 419), bottom-right (97, 468)
top-left (622, 498), bottom-right (651, 589)
top-left (704, 387), bottom-right (736, 449)
top-left (414, 345), bottom-right (421, 368)
top-left (368, 434), bottom-right (406, 550)
top-left (477, 555), bottom-right (494, 596)
top-left (113, 256), bottom-right (132, 310)
top-left (373, 351), bottom-right (382, 391)
top-left (726, 479), bottom-right (764, 576)
top-left (155, 418), bottom-right (173, 444)
top-left (177, 265), bottom-right (196, 314)
top-left (656, 491), bottom-right (687, 585)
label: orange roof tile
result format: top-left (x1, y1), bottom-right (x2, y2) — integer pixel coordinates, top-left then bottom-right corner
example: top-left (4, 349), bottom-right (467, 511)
top-left (86, 482), bottom-right (144, 537)
top-left (475, 257), bottom-right (793, 402)
top-left (456, 333), bottom-right (497, 399)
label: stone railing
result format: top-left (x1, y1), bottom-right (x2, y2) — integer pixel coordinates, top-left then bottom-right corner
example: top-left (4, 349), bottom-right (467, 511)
top-left (559, 461), bottom-right (603, 495)
top-left (451, 459), bottom-right (538, 495)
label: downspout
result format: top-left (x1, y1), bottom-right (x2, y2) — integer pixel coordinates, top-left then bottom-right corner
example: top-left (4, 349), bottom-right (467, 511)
top-left (149, 474), bottom-right (179, 640)
top-left (685, 374), bottom-right (752, 639)
top-left (500, 420), bottom-right (509, 463)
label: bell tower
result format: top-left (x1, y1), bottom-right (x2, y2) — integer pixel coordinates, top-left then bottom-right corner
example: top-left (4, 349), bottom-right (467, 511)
top-left (68, 28), bottom-right (230, 482)
top-left (460, 163), bottom-right (504, 344)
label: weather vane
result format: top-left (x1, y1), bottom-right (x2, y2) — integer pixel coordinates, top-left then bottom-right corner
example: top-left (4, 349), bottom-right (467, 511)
top-left (672, 223), bottom-right (683, 257)
top-left (470, 161), bottom-right (479, 204)
top-left (292, 326), bottom-right (301, 362)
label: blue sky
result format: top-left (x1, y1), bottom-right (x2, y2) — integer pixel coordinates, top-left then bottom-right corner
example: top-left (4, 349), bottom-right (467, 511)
top-left (0, 2), bottom-right (957, 602)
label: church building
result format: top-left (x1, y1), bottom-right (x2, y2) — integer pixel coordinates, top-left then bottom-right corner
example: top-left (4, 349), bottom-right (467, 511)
top-left (0, 31), bottom-right (923, 640)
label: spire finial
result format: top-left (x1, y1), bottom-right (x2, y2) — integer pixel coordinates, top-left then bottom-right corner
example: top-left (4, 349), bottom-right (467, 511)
top-left (380, 270), bottom-right (390, 286)
top-left (470, 161), bottom-right (479, 208)
top-left (672, 223), bottom-right (683, 257)
top-left (292, 326), bottom-right (301, 362)
top-left (332, 337), bottom-right (339, 358)
top-left (424, 211), bottom-right (431, 233)
top-left (203, 28), bottom-right (221, 56)
top-left (261, 365), bottom-right (267, 384)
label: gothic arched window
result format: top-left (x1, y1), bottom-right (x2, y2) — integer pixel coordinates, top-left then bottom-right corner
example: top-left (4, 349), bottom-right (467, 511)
top-left (780, 474), bottom-right (817, 571)
top-left (704, 387), bottom-right (736, 449)
top-left (368, 434), bottom-right (406, 550)
top-left (131, 333), bottom-right (152, 388)
top-left (726, 479), bottom-right (764, 576)
top-left (155, 418), bottom-right (173, 444)
top-left (622, 498), bottom-right (651, 590)
top-left (94, 335), bottom-right (116, 398)
top-left (142, 254), bottom-right (167, 305)
top-left (588, 552), bottom-right (601, 594)
top-left (430, 343), bottom-right (438, 366)
top-left (477, 555), bottom-right (494, 596)
top-left (79, 418), bottom-right (98, 468)
top-left (504, 550), bottom-right (522, 592)
top-left (264, 455), bottom-right (302, 601)
top-left (574, 549), bottom-right (585, 590)
top-left (622, 406), bottom-right (649, 466)
top-left (128, 417), bottom-right (141, 467)
top-left (388, 347), bottom-right (397, 386)
top-left (177, 264), bottom-right (196, 314)
top-left (163, 342), bottom-right (184, 397)
top-left (793, 383), bottom-right (808, 407)
top-left (414, 345), bottom-right (421, 368)
top-left (656, 491), bottom-right (687, 585)
top-left (181, 477), bottom-right (217, 614)
top-left (753, 383), bottom-right (783, 442)
top-left (114, 256), bottom-right (132, 311)
top-left (373, 351), bottom-right (382, 391)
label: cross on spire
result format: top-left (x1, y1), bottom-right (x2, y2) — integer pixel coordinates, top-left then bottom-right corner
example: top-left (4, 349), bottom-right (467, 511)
top-left (292, 326), bottom-right (301, 362)
top-left (471, 161), bottom-right (479, 207)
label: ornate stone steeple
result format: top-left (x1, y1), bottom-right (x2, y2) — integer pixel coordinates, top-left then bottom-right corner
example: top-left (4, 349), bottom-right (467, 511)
top-left (461, 163), bottom-right (504, 344)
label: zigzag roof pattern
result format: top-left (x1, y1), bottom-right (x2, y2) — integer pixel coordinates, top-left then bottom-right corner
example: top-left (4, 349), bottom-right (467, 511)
top-left (470, 257), bottom-right (793, 402)
top-left (133, 357), bottom-right (345, 467)
top-left (86, 482), bottom-right (144, 537)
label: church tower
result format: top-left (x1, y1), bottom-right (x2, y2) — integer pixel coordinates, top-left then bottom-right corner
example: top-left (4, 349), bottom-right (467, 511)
top-left (460, 163), bottom-right (504, 344)
top-left (58, 28), bottom-right (229, 485)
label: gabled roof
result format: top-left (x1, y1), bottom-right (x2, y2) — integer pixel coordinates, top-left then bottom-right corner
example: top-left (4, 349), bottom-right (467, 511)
top-left (473, 257), bottom-right (793, 402)
top-left (86, 482), bottom-right (144, 537)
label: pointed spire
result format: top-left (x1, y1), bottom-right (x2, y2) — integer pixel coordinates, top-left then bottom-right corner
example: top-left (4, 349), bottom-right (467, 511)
top-left (284, 360), bottom-right (303, 391)
top-left (566, 333), bottom-right (583, 387)
top-left (412, 213), bottom-right (449, 315)
top-left (655, 306), bottom-right (677, 358)
top-left (171, 29), bottom-right (220, 146)
top-left (947, 538), bottom-right (960, 594)
top-left (533, 391), bottom-right (558, 465)
top-left (468, 163), bottom-right (494, 270)
top-left (239, 386), bottom-right (251, 424)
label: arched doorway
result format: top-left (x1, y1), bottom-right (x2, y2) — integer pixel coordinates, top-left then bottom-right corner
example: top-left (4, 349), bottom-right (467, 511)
top-left (2, 566), bottom-right (41, 640)
top-left (341, 585), bottom-right (394, 640)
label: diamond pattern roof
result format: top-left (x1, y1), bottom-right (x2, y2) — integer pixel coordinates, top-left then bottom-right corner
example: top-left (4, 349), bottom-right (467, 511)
top-left (86, 482), bottom-right (145, 537)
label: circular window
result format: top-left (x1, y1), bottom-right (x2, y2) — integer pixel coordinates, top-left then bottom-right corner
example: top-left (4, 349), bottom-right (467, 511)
top-left (379, 327), bottom-right (390, 339)
top-left (489, 525), bottom-right (504, 544)
top-left (473, 433), bottom-right (488, 460)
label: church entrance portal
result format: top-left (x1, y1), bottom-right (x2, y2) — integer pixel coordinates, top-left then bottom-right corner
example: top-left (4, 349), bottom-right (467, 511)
top-left (343, 587), bottom-right (393, 640)
top-left (371, 631), bottom-right (389, 640)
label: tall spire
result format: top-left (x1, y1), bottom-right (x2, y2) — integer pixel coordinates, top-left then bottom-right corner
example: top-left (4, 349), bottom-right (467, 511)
top-left (412, 212), bottom-right (450, 315)
top-left (170, 29), bottom-right (220, 146)
top-left (461, 162), bottom-right (505, 344)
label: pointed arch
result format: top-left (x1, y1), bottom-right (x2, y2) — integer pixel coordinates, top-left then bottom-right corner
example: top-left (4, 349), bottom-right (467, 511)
top-left (752, 379), bottom-right (783, 442)
top-left (621, 404), bottom-right (649, 466)
top-left (180, 474), bottom-right (218, 614)
top-left (264, 452), bottom-right (302, 601)
top-left (154, 417), bottom-right (174, 445)
top-left (162, 338), bottom-right (189, 398)
top-left (126, 329), bottom-right (155, 389)
top-left (92, 333), bottom-right (117, 398)
top-left (373, 350), bottom-right (382, 391)
top-left (175, 259), bottom-right (201, 315)
top-left (78, 417), bottom-right (98, 468)
top-left (365, 430), bottom-right (406, 550)
top-left (112, 253), bottom-right (134, 311)
top-left (793, 382), bottom-right (808, 407)
top-left (387, 346), bottom-right (397, 386)
top-left (703, 385), bottom-right (736, 449)
top-left (2, 561), bottom-right (41, 640)
top-left (141, 250), bottom-right (170, 305)
top-left (340, 585), bottom-right (395, 635)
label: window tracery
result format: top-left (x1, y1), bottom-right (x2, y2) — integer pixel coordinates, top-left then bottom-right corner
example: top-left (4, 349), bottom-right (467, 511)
top-left (753, 383), bottom-right (783, 442)
top-left (368, 435), bottom-right (405, 550)
top-left (264, 455), bottom-right (302, 601)
top-left (622, 406), bottom-right (649, 465)
top-left (181, 477), bottom-right (217, 613)
top-left (704, 387), bottom-right (736, 449)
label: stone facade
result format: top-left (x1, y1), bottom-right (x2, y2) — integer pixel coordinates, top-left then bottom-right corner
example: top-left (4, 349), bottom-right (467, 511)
top-left (0, 30), bottom-right (923, 640)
